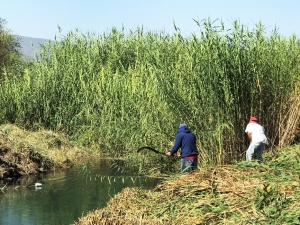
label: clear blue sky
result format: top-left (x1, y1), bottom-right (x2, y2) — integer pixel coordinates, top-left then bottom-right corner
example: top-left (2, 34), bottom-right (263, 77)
top-left (0, 0), bottom-right (299, 40)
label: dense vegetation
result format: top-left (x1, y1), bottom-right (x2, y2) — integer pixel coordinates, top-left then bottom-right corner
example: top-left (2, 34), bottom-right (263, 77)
top-left (0, 19), bottom-right (299, 173)
top-left (1, 17), bottom-right (299, 224)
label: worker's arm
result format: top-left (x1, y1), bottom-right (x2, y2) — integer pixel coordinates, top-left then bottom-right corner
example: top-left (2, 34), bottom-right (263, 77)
top-left (166, 134), bottom-right (182, 156)
top-left (247, 132), bottom-right (252, 143)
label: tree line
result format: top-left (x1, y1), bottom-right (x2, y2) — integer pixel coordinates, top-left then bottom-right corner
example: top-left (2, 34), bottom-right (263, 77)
top-left (0, 17), bottom-right (24, 80)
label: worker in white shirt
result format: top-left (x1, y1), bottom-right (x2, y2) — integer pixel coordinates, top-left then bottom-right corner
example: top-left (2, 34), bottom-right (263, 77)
top-left (245, 117), bottom-right (268, 163)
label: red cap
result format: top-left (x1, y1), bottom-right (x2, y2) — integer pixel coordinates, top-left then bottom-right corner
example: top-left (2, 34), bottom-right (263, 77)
top-left (249, 117), bottom-right (258, 122)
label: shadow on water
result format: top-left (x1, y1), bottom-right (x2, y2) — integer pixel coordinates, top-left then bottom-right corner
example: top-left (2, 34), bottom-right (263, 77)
top-left (0, 159), bottom-right (162, 225)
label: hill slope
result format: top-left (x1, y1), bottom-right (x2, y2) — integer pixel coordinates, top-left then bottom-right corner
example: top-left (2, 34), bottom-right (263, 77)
top-left (15, 35), bottom-right (53, 59)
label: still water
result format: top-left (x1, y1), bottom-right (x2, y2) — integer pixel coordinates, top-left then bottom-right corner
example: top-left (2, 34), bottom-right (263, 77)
top-left (0, 159), bottom-right (161, 225)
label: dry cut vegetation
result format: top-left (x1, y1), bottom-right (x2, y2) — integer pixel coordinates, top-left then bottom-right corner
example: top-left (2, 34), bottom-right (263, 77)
top-left (74, 145), bottom-right (300, 225)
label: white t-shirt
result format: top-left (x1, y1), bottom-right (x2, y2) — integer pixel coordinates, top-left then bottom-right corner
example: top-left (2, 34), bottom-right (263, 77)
top-left (245, 122), bottom-right (268, 144)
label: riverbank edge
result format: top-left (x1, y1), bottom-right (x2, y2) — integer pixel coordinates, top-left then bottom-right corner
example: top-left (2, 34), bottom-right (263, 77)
top-left (0, 124), bottom-right (97, 180)
top-left (1, 124), bottom-right (299, 224)
top-left (73, 144), bottom-right (300, 225)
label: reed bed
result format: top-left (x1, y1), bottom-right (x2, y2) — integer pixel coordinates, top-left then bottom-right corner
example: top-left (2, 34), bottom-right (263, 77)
top-left (73, 145), bottom-right (300, 225)
top-left (0, 19), bottom-right (299, 167)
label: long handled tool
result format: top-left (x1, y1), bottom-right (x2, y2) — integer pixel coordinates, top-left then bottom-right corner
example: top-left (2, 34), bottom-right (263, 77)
top-left (137, 146), bottom-right (166, 155)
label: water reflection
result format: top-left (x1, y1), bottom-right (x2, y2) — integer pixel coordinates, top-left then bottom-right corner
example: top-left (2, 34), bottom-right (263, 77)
top-left (0, 159), bottom-right (161, 225)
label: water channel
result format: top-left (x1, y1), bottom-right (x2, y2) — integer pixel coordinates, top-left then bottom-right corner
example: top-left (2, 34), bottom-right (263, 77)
top-left (0, 159), bottom-right (162, 225)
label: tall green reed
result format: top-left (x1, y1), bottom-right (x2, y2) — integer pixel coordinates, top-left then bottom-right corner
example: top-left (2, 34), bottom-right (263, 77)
top-left (0, 19), bottom-right (299, 168)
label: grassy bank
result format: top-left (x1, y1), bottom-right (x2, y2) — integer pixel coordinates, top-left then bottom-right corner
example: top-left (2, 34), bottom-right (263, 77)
top-left (74, 144), bottom-right (300, 225)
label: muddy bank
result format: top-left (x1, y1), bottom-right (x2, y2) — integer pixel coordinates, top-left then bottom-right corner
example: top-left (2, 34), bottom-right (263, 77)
top-left (0, 124), bottom-right (91, 180)
top-left (0, 145), bottom-right (49, 178)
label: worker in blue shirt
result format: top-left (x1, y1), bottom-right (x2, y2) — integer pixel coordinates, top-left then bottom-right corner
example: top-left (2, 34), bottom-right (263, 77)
top-left (166, 124), bottom-right (199, 173)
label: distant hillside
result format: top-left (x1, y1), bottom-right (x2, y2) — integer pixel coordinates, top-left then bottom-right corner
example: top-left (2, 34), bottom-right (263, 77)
top-left (15, 35), bottom-right (54, 59)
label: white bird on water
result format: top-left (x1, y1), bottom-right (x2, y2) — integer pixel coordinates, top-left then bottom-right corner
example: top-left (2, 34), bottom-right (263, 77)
top-left (35, 182), bottom-right (42, 187)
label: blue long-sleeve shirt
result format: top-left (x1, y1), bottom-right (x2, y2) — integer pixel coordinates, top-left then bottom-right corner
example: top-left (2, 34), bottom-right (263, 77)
top-left (169, 126), bottom-right (199, 158)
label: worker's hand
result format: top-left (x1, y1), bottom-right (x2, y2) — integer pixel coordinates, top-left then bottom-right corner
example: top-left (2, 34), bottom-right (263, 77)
top-left (166, 152), bottom-right (171, 156)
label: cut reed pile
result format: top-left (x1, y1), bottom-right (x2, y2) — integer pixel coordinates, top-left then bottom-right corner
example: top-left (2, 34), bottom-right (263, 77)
top-left (74, 145), bottom-right (300, 225)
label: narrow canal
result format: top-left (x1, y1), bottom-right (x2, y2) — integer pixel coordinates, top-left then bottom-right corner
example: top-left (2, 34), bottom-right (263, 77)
top-left (0, 159), bottom-right (161, 225)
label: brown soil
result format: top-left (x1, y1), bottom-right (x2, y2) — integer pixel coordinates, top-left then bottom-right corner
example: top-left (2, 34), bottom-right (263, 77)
top-left (0, 124), bottom-right (90, 180)
top-left (0, 144), bottom-right (55, 178)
